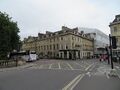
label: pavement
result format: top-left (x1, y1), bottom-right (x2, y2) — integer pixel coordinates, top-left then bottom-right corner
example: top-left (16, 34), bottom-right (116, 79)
top-left (0, 63), bottom-right (34, 72)
top-left (114, 63), bottom-right (120, 78)
top-left (0, 59), bottom-right (120, 90)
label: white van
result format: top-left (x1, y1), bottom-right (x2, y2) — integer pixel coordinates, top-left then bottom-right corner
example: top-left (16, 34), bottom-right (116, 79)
top-left (29, 51), bottom-right (37, 61)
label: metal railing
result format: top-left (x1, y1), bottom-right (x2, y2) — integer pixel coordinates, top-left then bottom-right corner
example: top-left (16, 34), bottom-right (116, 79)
top-left (0, 60), bottom-right (18, 68)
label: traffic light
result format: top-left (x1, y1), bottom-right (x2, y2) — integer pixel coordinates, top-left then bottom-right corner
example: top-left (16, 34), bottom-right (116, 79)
top-left (111, 36), bottom-right (117, 49)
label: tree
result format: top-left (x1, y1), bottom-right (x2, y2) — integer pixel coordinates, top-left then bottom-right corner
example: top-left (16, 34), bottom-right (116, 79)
top-left (0, 11), bottom-right (20, 59)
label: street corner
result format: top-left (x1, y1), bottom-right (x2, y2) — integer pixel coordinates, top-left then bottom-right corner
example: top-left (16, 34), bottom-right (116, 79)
top-left (108, 69), bottom-right (119, 77)
top-left (113, 67), bottom-right (120, 79)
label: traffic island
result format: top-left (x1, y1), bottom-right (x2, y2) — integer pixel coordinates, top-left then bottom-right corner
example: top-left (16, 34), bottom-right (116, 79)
top-left (108, 69), bottom-right (118, 77)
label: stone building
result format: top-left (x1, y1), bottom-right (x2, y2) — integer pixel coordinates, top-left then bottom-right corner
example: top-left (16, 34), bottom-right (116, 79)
top-left (22, 26), bottom-right (94, 59)
top-left (109, 14), bottom-right (120, 48)
top-left (109, 14), bottom-right (120, 55)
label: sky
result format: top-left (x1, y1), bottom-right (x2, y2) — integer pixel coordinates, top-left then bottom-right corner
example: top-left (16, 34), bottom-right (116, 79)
top-left (0, 0), bottom-right (120, 40)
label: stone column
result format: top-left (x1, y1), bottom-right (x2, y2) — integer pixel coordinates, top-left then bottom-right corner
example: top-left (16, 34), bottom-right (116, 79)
top-left (59, 52), bottom-right (61, 59)
top-left (62, 52), bottom-right (64, 59)
top-left (81, 52), bottom-right (83, 59)
top-left (67, 51), bottom-right (69, 59)
top-left (76, 51), bottom-right (78, 59)
top-left (79, 51), bottom-right (80, 59)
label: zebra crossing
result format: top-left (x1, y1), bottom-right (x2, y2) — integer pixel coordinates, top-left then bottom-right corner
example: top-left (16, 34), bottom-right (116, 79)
top-left (29, 61), bottom-right (94, 71)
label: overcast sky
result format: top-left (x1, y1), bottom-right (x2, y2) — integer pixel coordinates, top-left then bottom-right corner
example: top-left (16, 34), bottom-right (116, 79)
top-left (0, 0), bottom-right (120, 40)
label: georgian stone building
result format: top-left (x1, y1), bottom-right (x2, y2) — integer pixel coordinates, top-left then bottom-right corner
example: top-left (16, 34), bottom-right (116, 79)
top-left (109, 14), bottom-right (120, 48)
top-left (22, 26), bottom-right (94, 59)
top-left (109, 14), bottom-right (120, 55)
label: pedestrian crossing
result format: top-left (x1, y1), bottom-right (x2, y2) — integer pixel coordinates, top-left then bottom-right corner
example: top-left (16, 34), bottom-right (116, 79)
top-left (29, 61), bottom-right (94, 71)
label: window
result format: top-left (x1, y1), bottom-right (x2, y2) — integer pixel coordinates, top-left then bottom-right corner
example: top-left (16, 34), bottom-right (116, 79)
top-left (60, 53), bottom-right (62, 58)
top-left (116, 38), bottom-right (118, 44)
top-left (54, 38), bottom-right (55, 42)
top-left (53, 44), bottom-right (55, 50)
top-left (44, 46), bottom-right (46, 50)
top-left (61, 37), bottom-right (63, 40)
top-left (114, 27), bottom-right (117, 32)
top-left (50, 45), bottom-right (52, 50)
top-left (41, 46), bottom-right (43, 50)
top-left (57, 37), bottom-right (59, 41)
top-left (72, 36), bottom-right (74, 40)
top-left (50, 39), bottom-right (52, 42)
top-left (66, 45), bottom-right (68, 49)
top-left (72, 43), bottom-right (74, 48)
top-left (61, 45), bottom-right (63, 49)
top-left (117, 17), bottom-right (120, 21)
top-left (47, 45), bottom-right (49, 50)
top-left (56, 44), bottom-right (59, 49)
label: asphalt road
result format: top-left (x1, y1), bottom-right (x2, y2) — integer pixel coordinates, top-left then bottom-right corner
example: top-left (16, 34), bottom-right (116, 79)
top-left (0, 59), bottom-right (120, 90)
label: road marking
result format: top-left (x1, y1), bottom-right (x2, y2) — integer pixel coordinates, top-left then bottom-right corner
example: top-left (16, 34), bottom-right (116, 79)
top-left (39, 65), bottom-right (43, 69)
top-left (74, 62), bottom-right (86, 68)
top-left (89, 64), bottom-right (96, 71)
top-left (86, 72), bottom-right (91, 77)
top-left (114, 66), bottom-right (120, 79)
top-left (0, 69), bottom-right (5, 72)
top-left (115, 66), bottom-right (120, 70)
top-left (106, 73), bottom-right (110, 79)
top-left (62, 74), bottom-right (84, 90)
top-left (83, 62), bottom-right (90, 65)
top-left (85, 63), bottom-right (94, 71)
top-left (49, 64), bottom-right (53, 69)
top-left (66, 63), bottom-right (74, 70)
top-left (58, 63), bottom-right (61, 69)
top-left (116, 72), bottom-right (120, 79)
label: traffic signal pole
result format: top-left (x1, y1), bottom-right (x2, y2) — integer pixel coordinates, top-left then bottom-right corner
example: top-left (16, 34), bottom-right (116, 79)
top-left (107, 50), bottom-right (110, 64)
top-left (109, 34), bottom-right (114, 69)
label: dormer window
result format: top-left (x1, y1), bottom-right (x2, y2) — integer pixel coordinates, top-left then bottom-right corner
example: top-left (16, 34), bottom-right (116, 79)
top-left (117, 17), bottom-right (120, 21)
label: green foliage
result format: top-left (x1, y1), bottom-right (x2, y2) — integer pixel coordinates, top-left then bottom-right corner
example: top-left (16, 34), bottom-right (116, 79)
top-left (0, 11), bottom-right (20, 59)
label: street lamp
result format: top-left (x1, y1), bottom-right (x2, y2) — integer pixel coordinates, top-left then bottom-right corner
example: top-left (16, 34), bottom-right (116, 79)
top-left (105, 44), bottom-right (110, 64)
top-left (109, 34), bottom-right (114, 69)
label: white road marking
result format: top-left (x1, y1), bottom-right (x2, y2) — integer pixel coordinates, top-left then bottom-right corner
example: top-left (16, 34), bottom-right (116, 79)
top-left (39, 65), bottom-right (43, 69)
top-left (116, 72), bottom-right (120, 79)
top-left (115, 66), bottom-right (120, 69)
top-left (115, 66), bottom-right (120, 79)
top-left (47, 68), bottom-right (83, 71)
top-left (86, 72), bottom-right (91, 77)
top-left (85, 63), bottom-right (94, 71)
top-left (74, 62), bottom-right (86, 68)
top-left (62, 74), bottom-right (84, 90)
top-left (106, 73), bottom-right (110, 79)
top-left (58, 63), bottom-right (61, 69)
top-left (49, 64), bottom-right (53, 69)
top-left (66, 63), bottom-right (74, 70)
top-left (83, 62), bottom-right (90, 65)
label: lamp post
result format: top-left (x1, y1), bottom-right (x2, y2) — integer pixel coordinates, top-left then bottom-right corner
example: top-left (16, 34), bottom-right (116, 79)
top-left (109, 34), bottom-right (114, 69)
top-left (105, 44), bottom-right (110, 64)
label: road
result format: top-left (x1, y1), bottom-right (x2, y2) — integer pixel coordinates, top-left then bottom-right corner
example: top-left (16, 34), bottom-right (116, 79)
top-left (0, 59), bottom-right (120, 90)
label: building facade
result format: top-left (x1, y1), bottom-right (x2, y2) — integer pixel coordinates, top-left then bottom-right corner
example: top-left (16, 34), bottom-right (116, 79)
top-left (109, 14), bottom-right (120, 56)
top-left (109, 15), bottom-right (120, 48)
top-left (22, 26), bottom-right (94, 59)
top-left (79, 27), bottom-right (109, 56)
